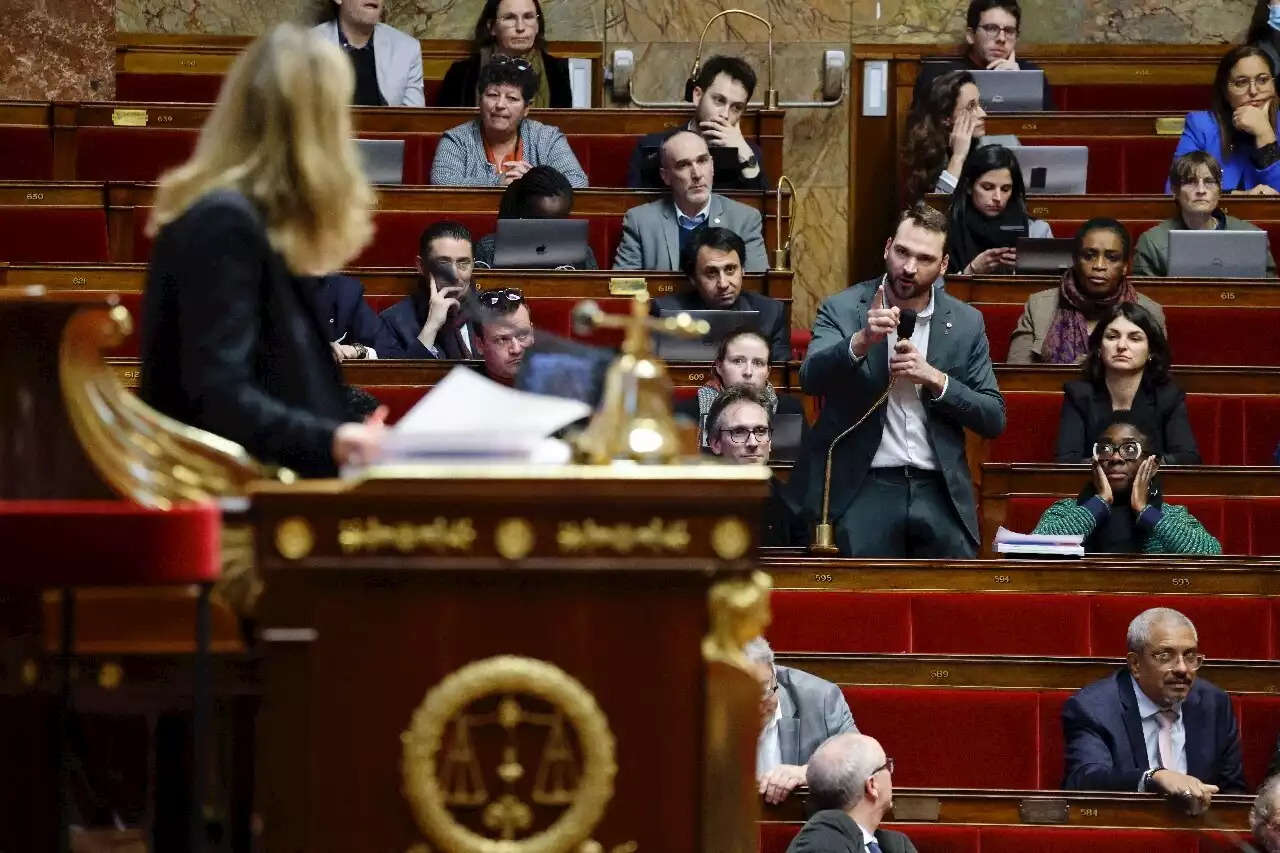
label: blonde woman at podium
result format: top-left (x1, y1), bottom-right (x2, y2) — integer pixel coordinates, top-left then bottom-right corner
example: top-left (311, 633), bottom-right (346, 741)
top-left (139, 24), bottom-right (387, 476)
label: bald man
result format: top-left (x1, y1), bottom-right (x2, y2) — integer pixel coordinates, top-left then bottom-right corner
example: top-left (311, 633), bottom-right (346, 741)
top-left (787, 732), bottom-right (917, 853)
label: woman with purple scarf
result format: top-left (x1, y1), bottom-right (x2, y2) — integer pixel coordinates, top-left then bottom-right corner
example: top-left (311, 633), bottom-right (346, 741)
top-left (1007, 218), bottom-right (1167, 364)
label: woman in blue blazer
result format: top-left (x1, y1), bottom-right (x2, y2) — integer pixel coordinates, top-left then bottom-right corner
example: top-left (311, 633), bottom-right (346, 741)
top-left (1171, 45), bottom-right (1280, 194)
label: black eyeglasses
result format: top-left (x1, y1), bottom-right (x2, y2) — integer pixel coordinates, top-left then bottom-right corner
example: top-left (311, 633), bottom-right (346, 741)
top-left (1092, 440), bottom-right (1144, 461)
top-left (477, 287), bottom-right (524, 308)
top-left (488, 55), bottom-right (533, 72)
top-left (976, 23), bottom-right (1019, 38)
top-left (719, 426), bottom-right (772, 444)
top-left (871, 757), bottom-right (895, 776)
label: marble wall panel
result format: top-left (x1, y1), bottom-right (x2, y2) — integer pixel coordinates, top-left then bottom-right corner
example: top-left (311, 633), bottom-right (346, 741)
top-left (1080, 0), bottom-right (1253, 43)
top-left (789, 186), bottom-right (849, 327)
top-left (0, 0), bottom-right (115, 100)
top-left (609, 0), bottom-right (850, 43)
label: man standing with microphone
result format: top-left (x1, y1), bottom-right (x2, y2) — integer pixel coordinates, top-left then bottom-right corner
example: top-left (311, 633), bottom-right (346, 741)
top-left (794, 203), bottom-right (1005, 557)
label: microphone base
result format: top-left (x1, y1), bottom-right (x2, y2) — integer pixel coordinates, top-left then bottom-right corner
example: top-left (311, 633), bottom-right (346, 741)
top-left (809, 523), bottom-right (839, 556)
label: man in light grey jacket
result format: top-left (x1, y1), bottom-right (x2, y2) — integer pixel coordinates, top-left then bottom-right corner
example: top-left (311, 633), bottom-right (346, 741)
top-left (613, 130), bottom-right (767, 272)
top-left (748, 636), bottom-right (857, 806)
top-left (312, 0), bottom-right (424, 107)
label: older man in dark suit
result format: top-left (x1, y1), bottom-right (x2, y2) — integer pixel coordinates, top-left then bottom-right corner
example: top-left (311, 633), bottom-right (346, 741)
top-left (793, 202), bottom-right (1005, 558)
top-left (787, 732), bottom-right (917, 853)
top-left (1062, 607), bottom-right (1246, 811)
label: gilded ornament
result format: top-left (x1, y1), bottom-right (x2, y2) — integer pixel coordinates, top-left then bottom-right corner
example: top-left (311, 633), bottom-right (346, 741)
top-left (703, 571), bottom-right (773, 668)
top-left (557, 518), bottom-right (689, 554)
top-left (401, 656), bottom-right (616, 853)
top-left (274, 517), bottom-right (315, 561)
top-left (495, 518), bottom-right (536, 560)
top-left (338, 516), bottom-right (475, 555)
top-left (710, 517), bottom-right (751, 560)
top-left (97, 661), bottom-right (123, 690)
top-left (21, 659), bottom-right (38, 686)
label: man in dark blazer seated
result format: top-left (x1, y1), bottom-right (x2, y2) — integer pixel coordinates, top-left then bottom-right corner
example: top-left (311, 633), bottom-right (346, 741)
top-left (315, 274), bottom-right (396, 361)
top-left (1062, 607), bottom-right (1246, 811)
top-left (786, 732), bottom-right (917, 853)
top-left (652, 227), bottom-right (789, 362)
top-left (792, 202), bottom-right (1005, 558)
top-left (747, 637), bottom-right (856, 806)
top-left (380, 221), bottom-right (478, 359)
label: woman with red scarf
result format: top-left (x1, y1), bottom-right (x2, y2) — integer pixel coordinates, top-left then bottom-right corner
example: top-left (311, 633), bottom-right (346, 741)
top-left (1007, 218), bottom-right (1167, 364)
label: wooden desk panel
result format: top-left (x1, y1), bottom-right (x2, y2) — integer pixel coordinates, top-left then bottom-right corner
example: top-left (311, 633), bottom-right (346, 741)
top-left (982, 464), bottom-right (1280, 498)
top-left (983, 112), bottom-right (1180, 137)
top-left (995, 365), bottom-right (1280, 395)
top-left (0, 101), bottom-right (52, 127)
top-left (947, 274), bottom-right (1280, 308)
top-left (0, 181), bottom-right (102, 206)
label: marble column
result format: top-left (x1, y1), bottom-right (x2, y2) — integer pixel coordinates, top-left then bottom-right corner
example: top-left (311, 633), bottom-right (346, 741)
top-left (0, 0), bottom-right (116, 100)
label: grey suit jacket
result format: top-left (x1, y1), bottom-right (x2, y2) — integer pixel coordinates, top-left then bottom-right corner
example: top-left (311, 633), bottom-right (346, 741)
top-left (776, 666), bottom-right (857, 766)
top-left (794, 279), bottom-right (1006, 546)
top-left (612, 194), bottom-right (767, 272)
top-left (312, 21), bottom-right (425, 107)
top-left (1006, 288), bottom-right (1166, 364)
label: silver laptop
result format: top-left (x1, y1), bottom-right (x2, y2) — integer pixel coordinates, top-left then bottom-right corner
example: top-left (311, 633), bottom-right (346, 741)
top-left (355, 139), bottom-right (405, 185)
top-left (1015, 237), bottom-right (1075, 276)
top-left (492, 219), bottom-right (591, 269)
top-left (654, 309), bottom-right (761, 361)
top-left (1008, 145), bottom-right (1089, 194)
top-left (1167, 229), bottom-right (1269, 279)
top-left (970, 70), bottom-right (1046, 112)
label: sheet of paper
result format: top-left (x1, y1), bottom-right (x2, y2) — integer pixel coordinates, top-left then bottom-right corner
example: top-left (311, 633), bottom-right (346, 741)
top-left (994, 526), bottom-right (1085, 547)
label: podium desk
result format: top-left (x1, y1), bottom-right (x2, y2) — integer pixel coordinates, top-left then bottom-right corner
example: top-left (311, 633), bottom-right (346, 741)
top-left (251, 464), bottom-right (772, 853)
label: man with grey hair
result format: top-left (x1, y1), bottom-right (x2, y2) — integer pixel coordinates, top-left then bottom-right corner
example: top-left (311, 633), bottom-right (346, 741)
top-left (1062, 607), bottom-right (1245, 807)
top-left (786, 732), bottom-right (917, 853)
top-left (746, 636), bottom-right (857, 806)
top-left (1252, 775), bottom-right (1280, 852)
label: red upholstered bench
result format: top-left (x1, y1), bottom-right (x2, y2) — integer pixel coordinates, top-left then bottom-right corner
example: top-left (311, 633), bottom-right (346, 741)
top-left (76, 127), bottom-right (199, 183)
top-left (0, 126), bottom-right (54, 180)
top-left (1056, 84), bottom-right (1211, 114)
top-left (763, 822), bottom-right (1240, 853)
top-left (760, 823), bottom-right (984, 853)
top-left (114, 73), bottom-right (228, 103)
top-left (1033, 137), bottom-right (1180, 195)
top-left (0, 208), bottom-right (110, 263)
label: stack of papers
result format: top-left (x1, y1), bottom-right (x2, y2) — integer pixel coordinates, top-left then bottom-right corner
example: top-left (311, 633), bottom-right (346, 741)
top-left (377, 367), bottom-right (592, 461)
top-left (994, 527), bottom-right (1085, 558)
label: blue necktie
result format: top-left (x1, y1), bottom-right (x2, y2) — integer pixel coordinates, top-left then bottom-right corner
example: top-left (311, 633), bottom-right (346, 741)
top-left (866, 840), bottom-right (883, 853)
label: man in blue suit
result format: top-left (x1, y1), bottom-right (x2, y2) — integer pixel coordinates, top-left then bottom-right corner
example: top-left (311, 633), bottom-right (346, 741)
top-left (315, 274), bottom-right (396, 361)
top-left (1062, 607), bottom-right (1246, 810)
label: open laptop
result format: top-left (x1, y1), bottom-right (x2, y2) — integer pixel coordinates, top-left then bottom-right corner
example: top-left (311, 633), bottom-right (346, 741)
top-left (1008, 145), bottom-right (1089, 194)
top-left (492, 219), bottom-right (591, 269)
top-left (1167, 230), bottom-right (1269, 279)
top-left (653, 309), bottom-right (761, 362)
top-left (1016, 237), bottom-right (1075, 276)
top-left (354, 139), bottom-right (405, 185)
top-left (515, 334), bottom-right (614, 409)
top-left (970, 70), bottom-right (1046, 112)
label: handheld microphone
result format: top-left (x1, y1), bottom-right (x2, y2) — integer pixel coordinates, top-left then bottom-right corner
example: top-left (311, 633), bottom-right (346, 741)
top-left (810, 307), bottom-right (918, 555)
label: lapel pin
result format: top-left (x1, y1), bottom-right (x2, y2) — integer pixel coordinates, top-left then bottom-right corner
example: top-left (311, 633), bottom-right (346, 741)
top-left (713, 217), bottom-right (721, 224)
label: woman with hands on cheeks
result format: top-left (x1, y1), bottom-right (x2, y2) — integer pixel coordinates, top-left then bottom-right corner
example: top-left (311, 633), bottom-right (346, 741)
top-left (1170, 45), bottom-right (1280, 196)
top-left (1032, 418), bottom-right (1221, 555)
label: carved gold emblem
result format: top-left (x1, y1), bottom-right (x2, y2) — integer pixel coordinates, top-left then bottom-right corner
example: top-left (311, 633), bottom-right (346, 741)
top-left (703, 571), bottom-right (773, 669)
top-left (274, 517), bottom-right (314, 560)
top-left (495, 518), bottom-right (536, 560)
top-left (402, 656), bottom-right (618, 853)
top-left (710, 517), bottom-right (751, 560)
top-left (557, 518), bottom-right (689, 554)
top-left (339, 516), bottom-right (475, 555)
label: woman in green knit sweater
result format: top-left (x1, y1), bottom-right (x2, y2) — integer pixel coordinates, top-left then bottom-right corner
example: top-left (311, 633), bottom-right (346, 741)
top-left (1032, 418), bottom-right (1221, 554)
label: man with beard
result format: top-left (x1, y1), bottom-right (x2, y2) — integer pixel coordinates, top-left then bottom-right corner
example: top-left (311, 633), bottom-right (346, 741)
top-left (792, 202), bottom-right (1005, 557)
top-left (1062, 608), bottom-right (1245, 808)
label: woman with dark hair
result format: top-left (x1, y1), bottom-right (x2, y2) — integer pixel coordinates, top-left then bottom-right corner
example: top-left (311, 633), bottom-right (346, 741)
top-left (947, 144), bottom-right (1052, 274)
top-left (902, 69), bottom-right (987, 203)
top-left (430, 58), bottom-right (586, 187)
top-left (1247, 0), bottom-right (1280, 75)
top-left (1170, 45), bottom-right (1280, 195)
top-left (436, 0), bottom-right (573, 108)
top-left (1007, 218), bottom-right (1167, 364)
top-left (675, 329), bottom-right (807, 449)
top-left (1053, 303), bottom-right (1199, 464)
top-left (474, 166), bottom-right (599, 268)
top-left (1032, 417), bottom-right (1220, 555)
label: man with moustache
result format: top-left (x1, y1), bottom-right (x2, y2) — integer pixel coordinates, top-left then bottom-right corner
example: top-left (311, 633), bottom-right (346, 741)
top-left (1062, 608), bottom-right (1246, 809)
top-left (792, 202), bottom-right (1005, 558)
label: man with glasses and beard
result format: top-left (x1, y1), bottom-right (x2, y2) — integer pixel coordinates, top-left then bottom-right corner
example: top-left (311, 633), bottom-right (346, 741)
top-left (746, 637), bottom-right (856, 807)
top-left (1062, 608), bottom-right (1246, 809)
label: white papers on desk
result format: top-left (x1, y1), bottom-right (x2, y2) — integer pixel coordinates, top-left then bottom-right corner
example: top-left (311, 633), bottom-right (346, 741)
top-left (381, 367), bottom-right (592, 459)
top-left (994, 526), bottom-right (1085, 557)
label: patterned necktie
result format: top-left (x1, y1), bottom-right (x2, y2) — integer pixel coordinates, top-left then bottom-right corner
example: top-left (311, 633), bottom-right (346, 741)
top-left (1157, 708), bottom-right (1177, 769)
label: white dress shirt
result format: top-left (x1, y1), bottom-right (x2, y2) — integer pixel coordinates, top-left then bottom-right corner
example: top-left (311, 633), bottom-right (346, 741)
top-left (1135, 686), bottom-right (1186, 790)
top-left (676, 198), bottom-right (713, 230)
top-left (855, 820), bottom-right (877, 850)
top-left (869, 281), bottom-right (944, 470)
top-left (756, 702), bottom-right (783, 777)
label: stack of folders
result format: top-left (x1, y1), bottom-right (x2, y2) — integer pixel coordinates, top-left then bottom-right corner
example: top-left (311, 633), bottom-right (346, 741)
top-left (994, 527), bottom-right (1085, 558)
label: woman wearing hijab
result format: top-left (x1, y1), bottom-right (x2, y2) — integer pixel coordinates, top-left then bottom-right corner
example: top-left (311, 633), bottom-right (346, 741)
top-left (947, 144), bottom-right (1052, 274)
top-left (1032, 417), bottom-right (1220, 554)
top-left (1007, 218), bottom-right (1166, 364)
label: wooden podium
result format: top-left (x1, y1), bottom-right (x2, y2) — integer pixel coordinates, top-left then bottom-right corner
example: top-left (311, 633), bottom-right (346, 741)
top-left (250, 464), bottom-right (773, 853)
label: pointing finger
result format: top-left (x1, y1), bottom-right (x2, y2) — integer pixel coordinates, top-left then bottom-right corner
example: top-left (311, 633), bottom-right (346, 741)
top-left (873, 284), bottom-right (885, 310)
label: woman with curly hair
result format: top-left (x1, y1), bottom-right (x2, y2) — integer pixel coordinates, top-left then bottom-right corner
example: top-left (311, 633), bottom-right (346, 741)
top-left (902, 69), bottom-right (987, 204)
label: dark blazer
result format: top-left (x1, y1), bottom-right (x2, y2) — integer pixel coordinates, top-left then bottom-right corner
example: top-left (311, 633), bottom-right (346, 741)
top-left (794, 279), bottom-right (1006, 546)
top-left (138, 190), bottom-right (347, 477)
top-left (378, 292), bottom-right (478, 360)
top-left (652, 289), bottom-right (790, 363)
top-left (913, 56), bottom-right (1055, 110)
top-left (1061, 669), bottom-right (1246, 792)
top-left (435, 50), bottom-right (573, 108)
top-left (774, 665), bottom-right (856, 766)
top-left (316, 274), bottom-right (398, 356)
top-left (786, 810), bottom-right (918, 853)
top-left (763, 477), bottom-right (808, 548)
top-left (626, 125), bottom-right (768, 191)
top-left (1054, 379), bottom-right (1201, 465)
